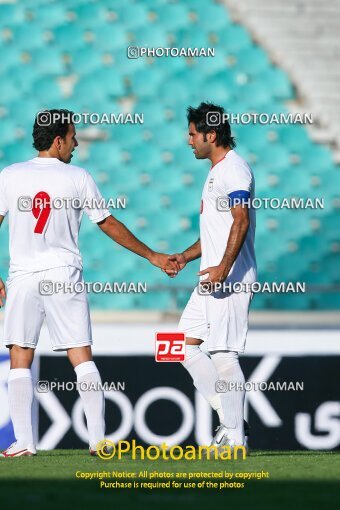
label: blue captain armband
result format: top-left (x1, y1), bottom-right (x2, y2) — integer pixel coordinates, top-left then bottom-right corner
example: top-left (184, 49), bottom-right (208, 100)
top-left (228, 190), bottom-right (251, 207)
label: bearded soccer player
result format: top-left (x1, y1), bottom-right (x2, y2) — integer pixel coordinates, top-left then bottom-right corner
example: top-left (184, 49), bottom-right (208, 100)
top-left (0, 109), bottom-right (178, 458)
top-left (165, 103), bottom-right (256, 449)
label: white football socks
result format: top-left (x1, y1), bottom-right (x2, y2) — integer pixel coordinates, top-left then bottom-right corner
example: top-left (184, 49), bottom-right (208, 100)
top-left (211, 351), bottom-right (245, 444)
top-left (181, 346), bottom-right (246, 445)
top-left (74, 361), bottom-right (105, 449)
top-left (8, 368), bottom-right (34, 447)
top-left (181, 345), bottom-right (222, 414)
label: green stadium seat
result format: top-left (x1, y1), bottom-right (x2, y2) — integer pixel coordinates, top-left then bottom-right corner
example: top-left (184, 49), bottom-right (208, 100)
top-left (1, 78), bottom-right (22, 102)
top-left (204, 78), bottom-right (235, 105)
top-left (28, 5), bottom-right (68, 27)
top-left (151, 4), bottom-right (190, 30)
top-left (53, 24), bottom-right (87, 49)
top-left (10, 25), bottom-right (47, 50)
top-left (279, 166), bottom-right (315, 194)
top-left (32, 76), bottom-right (64, 102)
top-left (0, 4), bottom-right (25, 24)
top-left (278, 125), bottom-right (311, 151)
top-left (300, 268), bottom-right (330, 285)
top-left (93, 24), bottom-right (127, 51)
top-left (236, 46), bottom-right (270, 76)
top-left (134, 291), bottom-right (174, 311)
top-left (167, 231), bottom-right (199, 253)
top-left (153, 52), bottom-right (187, 75)
top-left (125, 188), bottom-right (161, 212)
top-left (189, 3), bottom-right (231, 30)
top-left (171, 145), bottom-right (207, 168)
top-left (269, 293), bottom-right (313, 311)
top-left (133, 100), bottom-right (167, 126)
top-left (144, 211), bottom-right (186, 236)
top-left (30, 47), bottom-right (65, 75)
top-left (148, 166), bottom-right (190, 193)
top-left (198, 53), bottom-right (229, 77)
top-left (256, 144), bottom-right (291, 170)
top-left (89, 292), bottom-right (138, 311)
top-left (128, 143), bottom-right (164, 167)
top-left (166, 189), bottom-right (202, 214)
top-left (133, 26), bottom-right (169, 47)
top-left (171, 67), bottom-right (206, 92)
top-left (0, 45), bottom-right (23, 71)
top-left (109, 169), bottom-right (146, 195)
top-left (0, 119), bottom-right (24, 145)
top-left (128, 68), bottom-right (163, 98)
top-left (238, 124), bottom-right (274, 150)
top-left (297, 144), bottom-right (333, 170)
top-left (320, 253), bottom-right (340, 283)
top-left (237, 81), bottom-right (274, 108)
top-left (158, 78), bottom-right (192, 105)
top-left (69, 47), bottom-right (102, 74)
top-left (110, 49), bottom-right (146, 74)
top-left (86, 141), bottom-right (122, 170)
top-left (72, 3), bottom-right (107, 24)
top-left (217, 24), bottom-right (252, 52)
top-left (297, 235), bottom-right (327, 261)
top-left (106, 122), bottom-right (146, 148)
top-left (7, 65), bottom-right (38, 94)
top-left (73, 70), bottom-right (125, 100)
top-left (176, 27), bottom-right (210, 48)
top-left (155, 123), bottom-right (186, 149)
top-left (315, 293), bottom-right (340, 310)
top-left (276, 252), bottom-right (311, 278)
top-left (260, 68), bottom-right (293, 99)
top-left (319, 214), bottom-right (340, 238)
top-left (3, 143), bottom-right (35, 164)
top-left (105, 3), bottom-right (149, 29)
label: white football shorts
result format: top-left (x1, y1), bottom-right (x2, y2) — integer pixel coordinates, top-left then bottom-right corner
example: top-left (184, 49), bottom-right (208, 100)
top-left (3, 266), bottom-right (92, 351)
top-left (178, 285), bottom-right (253, 353)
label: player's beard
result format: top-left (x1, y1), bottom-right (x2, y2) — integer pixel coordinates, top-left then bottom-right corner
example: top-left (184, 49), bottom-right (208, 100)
top-left (193, 149), bottom-right (206, 159)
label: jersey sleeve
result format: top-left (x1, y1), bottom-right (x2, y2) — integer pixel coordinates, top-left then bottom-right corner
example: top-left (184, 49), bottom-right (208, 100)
top-left (80, 171), bottom-right (111, 223)
top-left (224, 163), bottom-right (252, 194)
top-left (0, 170), bottom-right (8, 216)
top-left (222, 162), bottom-right (252, 206)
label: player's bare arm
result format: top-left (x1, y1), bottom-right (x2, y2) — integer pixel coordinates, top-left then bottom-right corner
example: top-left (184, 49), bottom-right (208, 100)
top-left (182, 238), bottom-right (202, 263)
top-left (164, 238), bottom-right (202, 278)
top-left (198, 204), bottom-right (249, 285)
top-left (97, 215), bottom-right (179, 272)
top-left (0, 214), bottom-right (6, 307)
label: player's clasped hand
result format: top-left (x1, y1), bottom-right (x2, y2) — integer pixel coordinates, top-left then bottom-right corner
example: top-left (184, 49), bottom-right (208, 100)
top-left (0, 278), bottom-right (6, 307)
top-left (149, 252), bottom-right (180, 275)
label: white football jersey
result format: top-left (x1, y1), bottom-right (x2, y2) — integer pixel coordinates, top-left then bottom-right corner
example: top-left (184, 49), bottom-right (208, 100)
top-left (200, 149), bottom-right (257, 283)
top-left (0, 157), bottom-right (111, 276)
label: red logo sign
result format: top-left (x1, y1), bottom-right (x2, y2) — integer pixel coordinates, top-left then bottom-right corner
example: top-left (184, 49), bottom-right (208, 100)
top-left (155, 332), bottom-right (186, 362)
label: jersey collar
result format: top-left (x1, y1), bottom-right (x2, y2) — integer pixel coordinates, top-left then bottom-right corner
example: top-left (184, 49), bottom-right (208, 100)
top-left (30, 157), bottom-right (62, 164)
top-left (210, 149), bottom-right (233, 171)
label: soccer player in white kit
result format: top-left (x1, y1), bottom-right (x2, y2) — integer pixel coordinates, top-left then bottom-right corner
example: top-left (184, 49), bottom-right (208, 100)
top-left (0, 109), bottom-right (178, 457)
top-left (165, 103), bottom-right (256, 449)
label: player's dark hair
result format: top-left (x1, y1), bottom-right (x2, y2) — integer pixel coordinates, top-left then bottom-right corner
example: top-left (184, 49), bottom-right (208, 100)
top-left (187, 102), bottom-right (236, 148)
top-left (32, 109), bottom-right (75, 151)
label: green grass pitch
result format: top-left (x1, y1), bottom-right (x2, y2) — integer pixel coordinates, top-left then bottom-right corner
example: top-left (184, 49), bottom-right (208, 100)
top-left (0, 450), bottom-right (339, 510)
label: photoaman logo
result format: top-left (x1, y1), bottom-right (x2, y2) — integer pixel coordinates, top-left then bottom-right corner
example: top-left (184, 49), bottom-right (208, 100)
top-left (155, 332), bottom-right (186, 362)
top-left (95, 439), bottom-right (246, 461)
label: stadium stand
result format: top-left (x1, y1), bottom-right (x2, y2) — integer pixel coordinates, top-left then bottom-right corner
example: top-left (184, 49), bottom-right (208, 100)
top-left (224, 0), bottom-right (340, 152)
